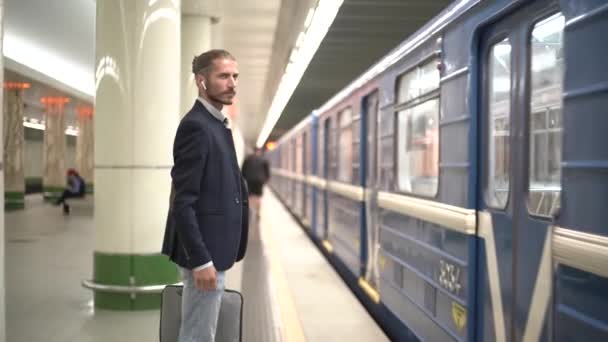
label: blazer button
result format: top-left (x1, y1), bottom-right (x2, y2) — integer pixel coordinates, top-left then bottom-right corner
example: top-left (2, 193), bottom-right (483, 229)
top-left (235, 198), bottom-right (240, 204)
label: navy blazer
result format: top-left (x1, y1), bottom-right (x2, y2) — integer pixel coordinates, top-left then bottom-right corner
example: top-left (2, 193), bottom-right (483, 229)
top-left (162, 100), bottom-right (249, 271)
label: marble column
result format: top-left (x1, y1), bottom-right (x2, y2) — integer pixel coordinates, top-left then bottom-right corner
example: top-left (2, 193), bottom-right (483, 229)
top-left (181, 14), bottom-right (212, 116)
top-left (0, 1), bottom-right (6, 339)
top-left (76, 106), bottom-right (94, 193)
top-left (41, 97), bottom-right (68, 202)
top-left (94, 0), bottom-right (180, 310)
top-left (3, 82), bottom-right (28, 209)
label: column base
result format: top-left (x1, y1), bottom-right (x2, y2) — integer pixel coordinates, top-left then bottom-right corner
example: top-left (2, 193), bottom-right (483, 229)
top-left (92, 252), bottom-right (179, 310)
top-left (5, 191), bottom-right (25, 210)
top-left (43, 186), bottom-right (64, 202)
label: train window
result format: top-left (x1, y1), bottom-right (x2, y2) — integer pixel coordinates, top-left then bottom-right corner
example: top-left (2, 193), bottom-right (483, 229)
top-left (296, 135), bottom-right (303, 174)
top-left (291, 139), bottom-right (296, 172)
top-left (397, 99), bottom-right (439, 195)
top-left (486, 38), bottom-right (511, 209)
top-left (288, 139), bottom-right (293, 171)
top-left (396, 60), bottom-right (440, 196)
top-left (328, 117), bottom-right (338, 179)
top-left (304, 131), bottom-right (311, 175)
top-left (352, 116), bottom-right (361, 183)
top-left (319, 119), bottom-right (326, 176)
top-left (528, 13), bottom-right (564, 217)
top-left (397, 60), bottom-right (440, 103)
top-left (338, 108), bottom-right (353, 183)
top-left (284, 144), bottom-right (288, 170)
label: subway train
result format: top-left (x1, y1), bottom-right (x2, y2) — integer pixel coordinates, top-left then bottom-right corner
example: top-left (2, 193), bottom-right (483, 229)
top-left (266, 0), bottom-right (608, 341)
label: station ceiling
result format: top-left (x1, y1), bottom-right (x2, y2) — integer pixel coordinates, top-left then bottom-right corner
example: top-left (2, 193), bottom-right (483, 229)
top-left (3, 0), bottom-right (453, 144)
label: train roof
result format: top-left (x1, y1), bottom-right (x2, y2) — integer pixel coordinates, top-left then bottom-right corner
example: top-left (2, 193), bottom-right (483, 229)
top-left (276, 112), bottom-right (315, 145)
top-left (316, 0), bottom-right (479, 115)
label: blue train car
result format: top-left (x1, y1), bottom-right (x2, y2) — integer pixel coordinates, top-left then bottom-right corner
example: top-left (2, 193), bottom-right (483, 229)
top-left (267, 0), bottom-right (608, 340)
top-left (271, 117), bottom-right (314, 228)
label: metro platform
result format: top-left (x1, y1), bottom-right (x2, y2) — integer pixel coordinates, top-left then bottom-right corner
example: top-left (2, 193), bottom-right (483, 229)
top-left (5, 191), bottom-right (388, 342)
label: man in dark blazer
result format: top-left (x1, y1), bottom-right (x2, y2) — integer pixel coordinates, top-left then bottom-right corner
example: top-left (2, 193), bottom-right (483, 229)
top-left (162, 49), bottom-right (249, 342)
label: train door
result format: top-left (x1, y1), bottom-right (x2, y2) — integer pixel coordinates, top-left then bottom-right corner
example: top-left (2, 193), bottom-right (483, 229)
top-left (302, 131), bottom-right (309, 225)
top-left (295, 134), bottom-right (303, 218)
top-left (322, 117), bottom-right (331, 240)
top-left (478, 2), bottom-right (563, 341)
top-left (362, 91), bottom-right (380, 289)
top-left (311, 116), bottom-right (319, 236)
top-left (291, 138), bottom-right (297, 209)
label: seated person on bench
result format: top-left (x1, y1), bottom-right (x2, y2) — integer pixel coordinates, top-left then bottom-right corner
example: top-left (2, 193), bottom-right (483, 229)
top-left (55, 168), bottom-right (86, 213)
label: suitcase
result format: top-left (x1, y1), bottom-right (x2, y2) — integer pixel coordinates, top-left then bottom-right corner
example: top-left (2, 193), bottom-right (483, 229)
top-left (160, 285), bottom-right (243, 342)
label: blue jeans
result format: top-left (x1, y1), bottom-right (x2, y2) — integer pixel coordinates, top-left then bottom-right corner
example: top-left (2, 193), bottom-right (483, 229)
top-left (178, 267), bottom-right (226, 342)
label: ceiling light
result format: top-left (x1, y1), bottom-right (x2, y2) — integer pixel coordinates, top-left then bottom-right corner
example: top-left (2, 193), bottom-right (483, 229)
top-left (3, 34), bottom-right (94, 97)
top-left (296, 31), bottom-right (305, 48)
top-left (23, 121), bottom-right (45, 130)
top-left (23, 121), bottom-right (79, 136)
top-left (256, 0), bottom-right (344, 147)
top-left (304, 8), bottom-right (315, 29)
top-left (4, 82), bottom-right (31, 89)
top-left (65, 127), bottom-right (79, 136)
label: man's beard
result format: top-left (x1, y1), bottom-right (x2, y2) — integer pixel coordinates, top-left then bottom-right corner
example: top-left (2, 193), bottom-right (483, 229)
top-left (209, 92), bottom-right (235, 105)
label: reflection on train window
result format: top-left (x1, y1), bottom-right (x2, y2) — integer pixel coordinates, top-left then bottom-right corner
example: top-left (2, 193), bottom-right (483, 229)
top-left (396, 59), bottom-right (440, 196)
top-left (352, 116), bottom-right (361, 183)
top-left (366, 92), bottom-right (379, 187)
top-left (302, 132), bottom-right (312, 175)
top-left (328, 117), bottom-right (338, 179)
top-left (319, 119), bottom-right (326, 176)
top-left (528, 13), bottom-right (564, 217)
top-left (338, 108), bottom-right (353, 183)
top-left (285, 140), bottom-right (291, 171)
top-left (295, 134), bottom-right (303, 175)
top-left (397, 60), bottom-right (440, 102)
top-left (283, 144), bottom-right (288, 170)
top-left (486, 38), bottom-right (511, 209)
top-left (291, 139), bottom-right (296, 172)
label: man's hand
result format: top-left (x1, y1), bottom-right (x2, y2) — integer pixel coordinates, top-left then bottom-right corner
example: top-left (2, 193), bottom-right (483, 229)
top-left (193, 266), bottom-right (218, 291)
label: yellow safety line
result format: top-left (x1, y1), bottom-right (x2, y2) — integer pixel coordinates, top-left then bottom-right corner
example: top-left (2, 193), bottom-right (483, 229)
top-left (322, 240), bottom-right (334, 253)
top-left (358, 278), bottom-right (380, 304)
top-left (261, 203), bottom-right (308, 342)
